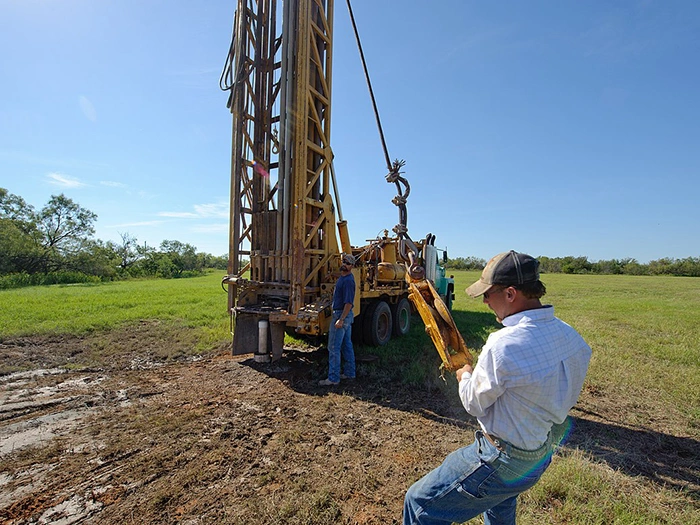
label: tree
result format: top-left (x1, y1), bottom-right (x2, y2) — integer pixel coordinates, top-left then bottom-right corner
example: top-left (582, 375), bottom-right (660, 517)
top-left (159, 240), bottom-right (202, 276)
top-left (0, 189), bottom-right (43, 273)
top-left (538, 256), bottom-right (561, 274)
top-left (0, 218), bottom-right (42, 274)
top-left (2, 189), bottom-right (234, 284)
top-left (112, 232), bottom-right (142, 271)
top-left (560, 256), bottom-right (592, 274)
top-left (38, 194), bottom-right (97, 257)
top-left (1, 191), bottom-right (99, 275)
top-left (0, 188), bottom-right (36, 226)
top-left (446, 256), bottom-right (485, 270)
top-left (70, 239), bottom-right (120, 279)
top-left (205, 253), bottom-right (229, 270)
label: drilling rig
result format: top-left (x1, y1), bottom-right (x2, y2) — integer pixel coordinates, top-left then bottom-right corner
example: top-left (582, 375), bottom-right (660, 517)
top-left (220, 0), bottom-right (471, 371)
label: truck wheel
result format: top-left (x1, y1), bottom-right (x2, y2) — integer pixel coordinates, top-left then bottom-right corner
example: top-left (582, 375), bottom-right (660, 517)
top-left (445, 285), bottom-right (453, 311)
top-left (361, 302), bottom-right (376, 346)
top-left (364, 300), bottom-right (392, 346)
top-left (392, 297), bottom-right (411, 337)
top-left (351, 310), bottom-right (365, 345)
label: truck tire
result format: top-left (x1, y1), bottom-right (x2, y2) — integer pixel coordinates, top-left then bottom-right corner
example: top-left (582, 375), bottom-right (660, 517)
top-left (445, 283), bottom-right (454, 311)
top-left (360, 302), bottom-right (375, 346)
top-left (351, 310), bottom-right (365, 346)
top-left (392, 297), bottom-right (411, 337)
top-left (364, 300), bottom-right (392, 346)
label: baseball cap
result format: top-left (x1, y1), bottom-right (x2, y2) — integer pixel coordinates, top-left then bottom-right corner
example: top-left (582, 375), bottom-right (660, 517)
top-left (341, 254), bottom-right (356, 266)
top-left (466, 251), bottom-right (540, 297)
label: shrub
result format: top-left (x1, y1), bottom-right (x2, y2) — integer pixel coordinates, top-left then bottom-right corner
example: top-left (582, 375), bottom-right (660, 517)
top-left (0, 271), bottom-right (102, 290)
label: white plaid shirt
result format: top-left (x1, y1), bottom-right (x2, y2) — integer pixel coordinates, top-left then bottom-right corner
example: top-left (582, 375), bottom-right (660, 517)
top-left (459, 305), bottom-right (591, 450)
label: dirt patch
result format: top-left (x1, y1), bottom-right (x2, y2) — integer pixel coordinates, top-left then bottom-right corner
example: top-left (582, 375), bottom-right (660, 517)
top-left (0, 325), bottom-right (698, 524)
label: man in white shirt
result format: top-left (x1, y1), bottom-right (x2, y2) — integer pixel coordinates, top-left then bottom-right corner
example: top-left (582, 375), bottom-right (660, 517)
top-left (403, 251), bottom-right (591, 525)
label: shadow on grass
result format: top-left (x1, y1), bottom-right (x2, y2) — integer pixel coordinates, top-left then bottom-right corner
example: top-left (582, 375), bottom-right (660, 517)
top-left (567, 408), bottom-right (699, 498)
top-left (241, 309), bottom-right (700, 500)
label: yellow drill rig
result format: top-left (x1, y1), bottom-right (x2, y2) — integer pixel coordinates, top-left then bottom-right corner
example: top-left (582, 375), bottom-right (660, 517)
top-left (220, 0), bottom-right (471, 372)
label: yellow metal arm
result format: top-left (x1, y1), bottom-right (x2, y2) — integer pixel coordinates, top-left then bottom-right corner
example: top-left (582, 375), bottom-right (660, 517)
top-left (407, 279), bottom-right (473, 372)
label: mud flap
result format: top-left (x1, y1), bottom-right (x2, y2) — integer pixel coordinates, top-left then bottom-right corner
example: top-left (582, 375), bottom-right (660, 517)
top-left (232, 314), bottom-right (286, 361)
top-left (232, 313), bottom-right (260, 356)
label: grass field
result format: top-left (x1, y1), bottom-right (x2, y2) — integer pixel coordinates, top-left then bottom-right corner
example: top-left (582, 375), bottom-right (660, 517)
top-left (1, 270), bottom-right (699, 523)
top-left (2, 270), bottom-right (699, 432)
top-left (0, 271), bottom-right (232, 350)
top-left (452, 271), bottom-right (700, 429)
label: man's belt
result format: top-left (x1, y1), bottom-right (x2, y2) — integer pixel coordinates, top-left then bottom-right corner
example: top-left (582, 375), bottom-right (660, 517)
top-left (481, 431), bottom-right (552, 461)
top-left (482, 431), bottom-right (503, 449)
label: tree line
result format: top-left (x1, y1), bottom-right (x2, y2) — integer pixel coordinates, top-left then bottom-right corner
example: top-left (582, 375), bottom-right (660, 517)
top-left (3, 188), bottom-right (697, 290)
top-left (446, 255), bottom-right (700, 277)
top-left (1, 188), bottom-right (227, 289)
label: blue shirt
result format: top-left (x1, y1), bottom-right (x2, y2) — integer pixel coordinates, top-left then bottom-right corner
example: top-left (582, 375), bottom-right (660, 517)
top-left (459, 306), bottom-right (591, 449)
top-left (332, 272), bottom-right (355, 311)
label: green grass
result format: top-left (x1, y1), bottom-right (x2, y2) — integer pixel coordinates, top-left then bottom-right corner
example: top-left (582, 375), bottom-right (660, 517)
top-left (3, 271), bottom-right (698, 420)
top-left (2, 270), bottom-right (699, 523)
top-left (446, 271), bottom-right (700, 427)
top-left (360, 271), bottom-right (700, 523)
top-left (521, 449), bottom-right (699, 524)
top-left (0, 271), bottom-right (232, 349)
top-left (361, 271), bottom-right (700, 400)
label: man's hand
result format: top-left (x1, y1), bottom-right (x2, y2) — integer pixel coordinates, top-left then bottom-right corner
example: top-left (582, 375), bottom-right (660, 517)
top-left (456, 364), bottom-right (474, 382)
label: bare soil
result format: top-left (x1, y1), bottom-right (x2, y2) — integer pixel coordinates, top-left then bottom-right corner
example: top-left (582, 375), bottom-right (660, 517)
top-left (1, 324), bottom-right (698, 524)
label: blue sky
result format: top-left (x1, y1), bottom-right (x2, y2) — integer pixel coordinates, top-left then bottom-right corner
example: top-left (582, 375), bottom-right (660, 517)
top-left (2, 1), bottom-right (698, 263)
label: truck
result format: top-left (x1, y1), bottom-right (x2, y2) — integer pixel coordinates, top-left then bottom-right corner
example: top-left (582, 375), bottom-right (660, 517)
top-left (220, 0), bottom-right (471, 372)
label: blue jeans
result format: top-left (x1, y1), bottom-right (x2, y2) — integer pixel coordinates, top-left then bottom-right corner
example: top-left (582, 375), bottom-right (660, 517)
top-left (403, 431), bottom-right (552, 525)
top-left (327, 310), bottom-right (355, 382)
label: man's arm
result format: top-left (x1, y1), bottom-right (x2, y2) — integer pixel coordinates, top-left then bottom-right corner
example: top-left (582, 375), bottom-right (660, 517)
top-left (456, 364), bottom-right (473, 381)
top-left (336, 276), bottom-right (355, 328)
top-left (336, 302), bottom-right (353, 327)
top-left (457, 348), bottom-right (504, 417)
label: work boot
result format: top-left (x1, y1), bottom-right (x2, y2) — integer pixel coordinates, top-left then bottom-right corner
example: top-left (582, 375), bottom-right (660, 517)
top-left (318, 378), bottom-right (339, 386)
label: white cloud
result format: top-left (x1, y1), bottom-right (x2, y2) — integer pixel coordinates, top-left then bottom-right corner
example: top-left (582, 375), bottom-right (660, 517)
top-left (79, 95), bottom-right (97, 122)
top-left (168, 66), bottom-right (220, 77)
top-left (158, 211), bottom-right (200, 218)
top-left (100, 180), bottom-right (128, 188)
top-left (158, 202), bottom-right (229, 220)
top-left (46, 172), bottom-right (87, 188)
top-left (0, 150), bottom-right (109, 170)
top-left (193, 203), bottom-right (228, 218)
top-left (108, 220), bottom-right (165, 228)
top-left (166, 67), bottom-right (221, 89)
top-left (191, 223), bottom-right (229, 233)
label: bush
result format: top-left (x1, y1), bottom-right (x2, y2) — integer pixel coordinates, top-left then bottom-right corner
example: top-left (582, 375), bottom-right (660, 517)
top-left (0, 272), bottom-right (102, 290)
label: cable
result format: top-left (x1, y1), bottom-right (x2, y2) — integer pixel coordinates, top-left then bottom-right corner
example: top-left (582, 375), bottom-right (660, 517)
top-left (345, 0), bottom-right (414, 250)
top-left (345, 0), bottom-right (391, 172)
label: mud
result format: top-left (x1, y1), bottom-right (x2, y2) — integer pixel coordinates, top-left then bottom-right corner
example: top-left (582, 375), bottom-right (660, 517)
top-left (0, 326), bottom-right (698, 524)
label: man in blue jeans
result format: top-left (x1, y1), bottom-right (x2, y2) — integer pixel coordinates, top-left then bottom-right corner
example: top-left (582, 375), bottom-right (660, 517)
top-left (319, 253), bottom-right (356, 386)
top-left (403, 251), bottom-right (591, 524)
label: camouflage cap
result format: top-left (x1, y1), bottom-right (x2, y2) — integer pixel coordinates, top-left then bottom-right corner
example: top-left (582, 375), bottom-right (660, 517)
top-left (341, 253), bottom-right (356, 266)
